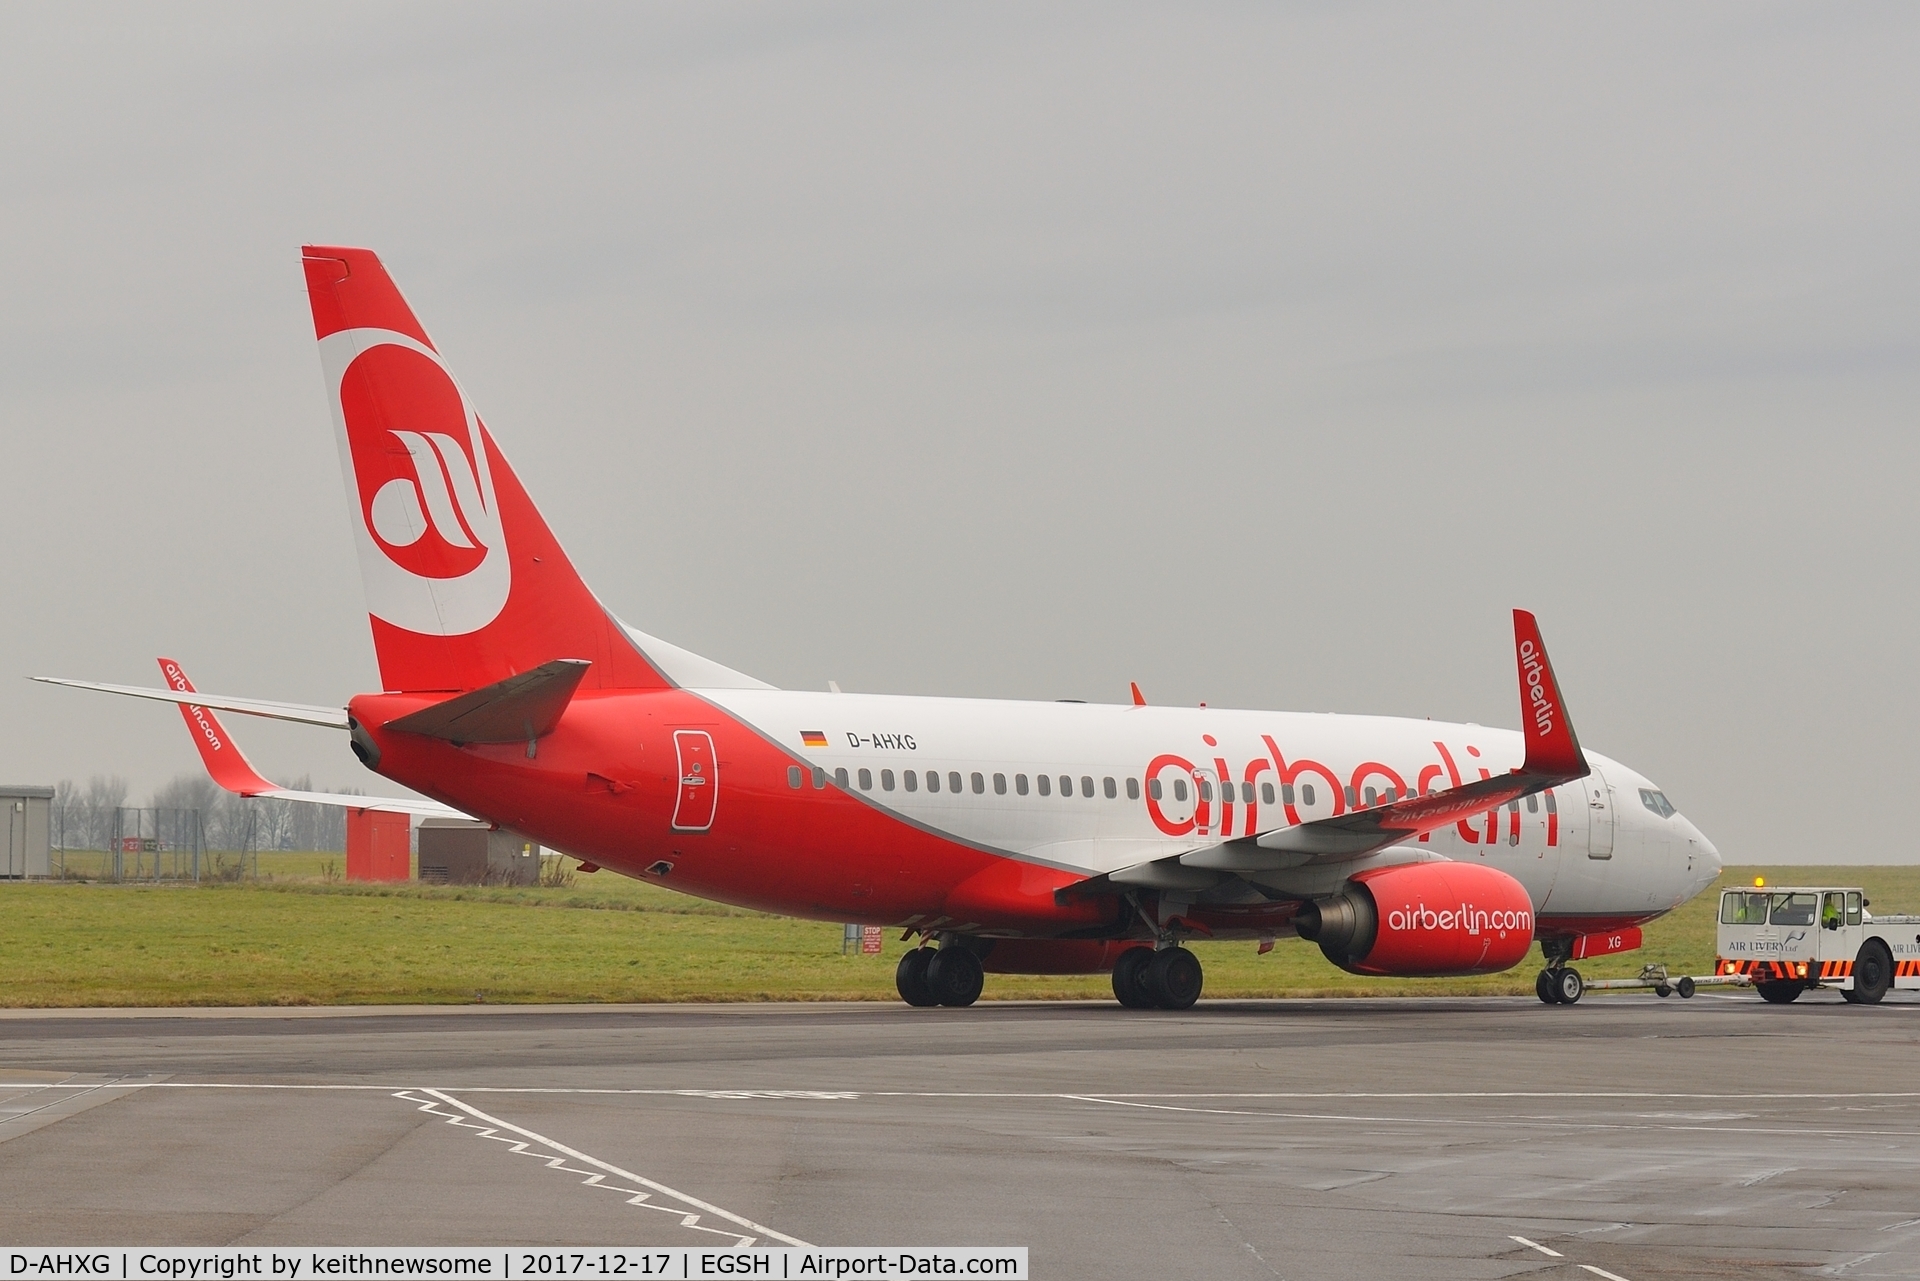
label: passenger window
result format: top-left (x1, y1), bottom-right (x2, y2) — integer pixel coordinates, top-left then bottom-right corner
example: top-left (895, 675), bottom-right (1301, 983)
top-left (1237, 782), bottom-right (1251, 803)
top-left (1364, 787), bottom-right (1377, 807)
top-left (1544, 790), bottom-right (1556, 814)
top-left (1126, 778), bottom-right (1140, 800)
top-left (1173, 778), bottom-right (1188, 802)
top-left (1103, 776), bottom-right (1117, 799)
top-left (1037, 774), bottom-right (1051, 797)
top-left (812, 767), bottom-right (826, 789)
top-left (834, 767), bottom-right (849, 788)
top-left (1148, 778), bottom-right (1162, 801)
top-left (1823, 893), bottom-right (1845, 928)
top-left (1015, 773), bottom-right (1029, 796)
top-left (949, 771), bottom-right (963, 794)
top-left (1261, 782), bottom-right (1274, 805)
top-left (1059, 775), bottom-right (1072, 797)
top-left (971, 772), bottom-right (985, 795)
top-left (1081, 776), bottom-right (1094, 798)
top-left (904, 770), bottom-right (918, 793)
top-left (787, 765), bottom-right (803, 789)
top-left (1198, 780), bottom-right (1212, 802)
top-left (1301, 783), bottom-right (1315, 807)
top-left (1847, 892), bottom-right (1862, 925)
top-left (1345, 786), bottom-right (1358, 808)
top-left (993, 773), bottom-right (1007, 795)
top-left (858, 768), bottom-right (873, 790)
top-left (1281, 784), bottom-right (1295, 805)
top-left (927, 771), bottom-right (941, 793)
top-left (1526, 794), bottom-right (1538, 813)
top-left (881, 769), bottom-right (895, 791)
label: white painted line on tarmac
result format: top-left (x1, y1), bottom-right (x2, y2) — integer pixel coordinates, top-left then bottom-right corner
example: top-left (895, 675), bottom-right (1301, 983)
top-left (1508, 1235), bottom-right (1561, 1257)
top-left (8, 1082), bottom-right (1919, 1101)
top-left (413, 1088), bottom-right (811, 1248)
top-left (1579, 1266), bottom-right (1634, 1281)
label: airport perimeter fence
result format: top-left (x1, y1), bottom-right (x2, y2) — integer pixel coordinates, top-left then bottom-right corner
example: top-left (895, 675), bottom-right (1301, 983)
top-left (48, 806), bottom-right (271, 882)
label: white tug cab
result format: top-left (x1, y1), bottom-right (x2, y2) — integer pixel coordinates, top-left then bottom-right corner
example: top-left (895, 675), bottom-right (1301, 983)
top-left (1716, 879), bottom-right (1920, 1004)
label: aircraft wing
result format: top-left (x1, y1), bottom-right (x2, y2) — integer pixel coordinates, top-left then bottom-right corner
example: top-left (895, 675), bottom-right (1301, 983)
top-left (32, 676), bottom-right (350, 730)
top-left (1188, 608), bottom-right (1588, 872)
top-left (150, 658), bottom-right (466, 819)
top-left (1089, 609), bottom-right (1591, 891)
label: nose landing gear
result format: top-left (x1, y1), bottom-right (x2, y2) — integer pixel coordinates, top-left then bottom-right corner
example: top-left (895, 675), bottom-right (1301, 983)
top-left (1535, 937), bottom-right (1583, 1005)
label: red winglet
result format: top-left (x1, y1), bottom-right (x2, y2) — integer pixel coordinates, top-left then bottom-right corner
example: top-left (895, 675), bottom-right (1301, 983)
top-left (1130, 682), bottom-right (1147, 707)
top-left (1511, 610), bottom-right (1585, 778)
top-left (157, 658), bottom-right (278, 796)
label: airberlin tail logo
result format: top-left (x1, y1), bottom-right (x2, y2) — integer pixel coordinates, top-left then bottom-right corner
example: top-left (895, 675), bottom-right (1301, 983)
top-left (319, 328), bottom-right (510, 637)
top-left (1519, 639), bottom-right (1556, 740)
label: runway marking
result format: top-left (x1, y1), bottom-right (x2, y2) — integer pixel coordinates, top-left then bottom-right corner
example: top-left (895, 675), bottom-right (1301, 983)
top-left (10, 1082), bottom-right (1920, 1101)
top-left (1578, 1267), bottom-right (1634, 1281)
top-left (403, 1088), bottom-right (811, 1249)
top-left (1053, 1093), bottom-right (1920, 1139)
top-left (1508, 1235), bottom-right (1561, 1257)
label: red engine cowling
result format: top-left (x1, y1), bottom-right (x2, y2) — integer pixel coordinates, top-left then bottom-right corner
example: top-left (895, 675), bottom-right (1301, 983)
top-left (1292, 860), bottom-right (1535, 977)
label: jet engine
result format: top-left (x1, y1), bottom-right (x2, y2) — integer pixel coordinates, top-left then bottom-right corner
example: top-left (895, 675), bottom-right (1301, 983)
top-left (1293, 860), bottom-right (1535, 977)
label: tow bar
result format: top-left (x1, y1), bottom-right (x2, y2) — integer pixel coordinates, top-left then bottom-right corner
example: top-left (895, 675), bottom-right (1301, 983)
top-left (1582, 963), bottom-right (1750, 999)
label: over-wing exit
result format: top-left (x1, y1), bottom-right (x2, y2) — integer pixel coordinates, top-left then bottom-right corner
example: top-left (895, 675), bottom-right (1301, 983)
top-left (38, 246), bottom-right (1722, 1010)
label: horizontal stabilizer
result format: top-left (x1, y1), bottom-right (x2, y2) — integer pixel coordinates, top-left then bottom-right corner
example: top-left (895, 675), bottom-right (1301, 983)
top-left (31, 676), bottom-right (349, 729)
top-left (384, 658), bottom-right (591, 743)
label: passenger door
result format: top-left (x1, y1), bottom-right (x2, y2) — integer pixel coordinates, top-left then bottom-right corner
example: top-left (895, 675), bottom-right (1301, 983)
top-left (671, 729), bottom-right (718, 832)
top-left (1584, 767), bottom-right (1614, 859)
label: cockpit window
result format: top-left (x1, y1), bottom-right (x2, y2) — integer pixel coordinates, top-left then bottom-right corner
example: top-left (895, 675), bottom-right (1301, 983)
top-left (1639, 788), bottom-right (1675, 819)
top-left (1769, 893), bottom-right (1817, 926)
top-left (1720, 891), bottom-right (1769, 924)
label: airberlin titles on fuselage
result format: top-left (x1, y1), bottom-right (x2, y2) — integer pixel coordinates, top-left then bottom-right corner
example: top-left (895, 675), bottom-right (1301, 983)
top-left (810, 727), bottom-right (1558, 846)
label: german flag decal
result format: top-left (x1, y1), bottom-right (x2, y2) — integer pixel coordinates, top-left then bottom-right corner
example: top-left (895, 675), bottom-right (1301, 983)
top-left (800, 730), bottom-right (829, 748)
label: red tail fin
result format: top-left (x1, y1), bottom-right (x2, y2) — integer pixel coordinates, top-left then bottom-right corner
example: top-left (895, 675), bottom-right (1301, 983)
top-left (301, 246), bottom-right (667, 694)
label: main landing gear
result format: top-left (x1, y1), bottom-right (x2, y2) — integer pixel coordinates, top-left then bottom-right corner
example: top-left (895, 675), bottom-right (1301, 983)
top-left (1535, 937), bottom-right (1583, 1005)
top-left (896, 943), bottom-right (984, 1008)
top-left (1112, 945), bottom-right (1203, 1010)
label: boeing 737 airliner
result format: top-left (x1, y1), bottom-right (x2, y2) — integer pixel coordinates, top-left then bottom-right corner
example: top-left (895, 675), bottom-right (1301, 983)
top-left (40, 247), bottom-right (1722, 1009)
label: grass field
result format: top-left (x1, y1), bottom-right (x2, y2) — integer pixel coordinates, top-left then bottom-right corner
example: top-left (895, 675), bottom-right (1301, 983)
top-left (4, 862), bottom-right (1916, 1007)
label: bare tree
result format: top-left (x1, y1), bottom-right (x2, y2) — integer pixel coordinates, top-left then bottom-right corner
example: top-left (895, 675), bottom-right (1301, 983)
top-left (79, 774), bottom-right (128, 850)
top-left (51, 778), bottom-right (76, 850)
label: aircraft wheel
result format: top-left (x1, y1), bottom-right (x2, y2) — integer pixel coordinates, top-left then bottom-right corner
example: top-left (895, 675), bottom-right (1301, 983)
top-left (1111, 947), bottom-right (1155, 1009)
top-left (1535, 969), bottom-right (1562, 1004)
top-left (926, 945), bottom-right (985, 1008)
top-left (1851, 941), bottom-right (1893, 1005)
top-left (1144, 946), bottom-right (1203, 1010)
top-left (1654, 983), bottom-right (1672, 998)
top-left (1676, 976), bottom-right (1696, 999)
top-left (895, 948), bottom-right (939, 1007)
top-left (1553, 967), bottom-right (1585, 1005)
top-left (1756, 979), bottom-right (1803, 1004)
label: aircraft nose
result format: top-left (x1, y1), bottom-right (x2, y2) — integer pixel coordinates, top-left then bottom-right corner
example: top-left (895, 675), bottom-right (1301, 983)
top-left (1688, 823), bottom-right (1722, 881)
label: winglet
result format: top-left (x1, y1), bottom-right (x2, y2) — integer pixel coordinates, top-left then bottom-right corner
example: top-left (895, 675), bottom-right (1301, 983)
top-left (157, 658), bottom-right (277, 796)
top-left (1511, 610), bottom-right (1586, 778)
top-left (1130, 682), bottom-right (1147, 708)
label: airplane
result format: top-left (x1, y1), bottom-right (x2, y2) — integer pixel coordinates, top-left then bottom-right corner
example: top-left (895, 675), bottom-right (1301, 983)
top-left (37, 245), bottom-right (1724, 1010)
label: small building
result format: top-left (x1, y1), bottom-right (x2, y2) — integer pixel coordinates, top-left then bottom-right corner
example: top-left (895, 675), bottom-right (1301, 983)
top-left (1, 786), bottom-right (54, 879)
top-left (416, 817), bottom-right (541, 885)
top-left (345, 808), bottom-right (411, 883)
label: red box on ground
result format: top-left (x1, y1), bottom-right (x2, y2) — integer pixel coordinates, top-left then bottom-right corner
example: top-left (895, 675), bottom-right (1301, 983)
top-left (346, 809), bottom-right (410, 882)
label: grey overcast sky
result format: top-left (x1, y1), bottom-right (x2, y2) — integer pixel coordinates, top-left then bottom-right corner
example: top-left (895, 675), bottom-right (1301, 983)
top-left (2, 3), bottom-right (1915, 863)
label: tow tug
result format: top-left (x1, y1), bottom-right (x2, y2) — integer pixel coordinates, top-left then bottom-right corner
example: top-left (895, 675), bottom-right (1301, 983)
top-left (1716, 879), bottom-right (1920, 1004)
